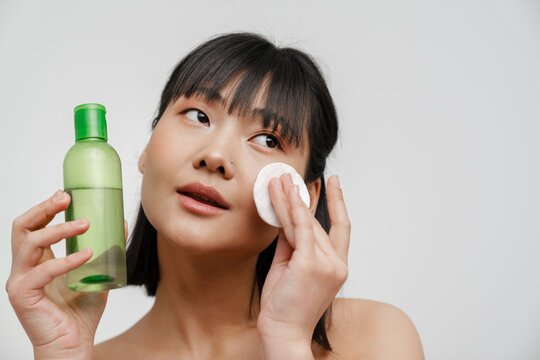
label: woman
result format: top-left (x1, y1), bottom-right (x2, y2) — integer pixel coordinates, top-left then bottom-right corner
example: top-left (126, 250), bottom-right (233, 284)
top-left (7, 33), bottom-right (424, 359)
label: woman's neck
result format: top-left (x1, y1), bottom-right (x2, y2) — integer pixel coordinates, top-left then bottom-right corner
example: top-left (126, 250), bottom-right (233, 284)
top-left (139, 232), bottom-right (262, 356)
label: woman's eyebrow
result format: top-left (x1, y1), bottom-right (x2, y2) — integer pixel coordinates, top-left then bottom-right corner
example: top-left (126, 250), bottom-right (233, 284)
top-left (251, 108), bottom-right (285, 131)
top-left (191, 88), bottom-right (228, 108)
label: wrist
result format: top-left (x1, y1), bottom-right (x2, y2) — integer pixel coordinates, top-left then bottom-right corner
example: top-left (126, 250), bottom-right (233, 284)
top-left (260, 336), bottom-right (314, 360)
top-left (33, 344), bottom-right (93, 360)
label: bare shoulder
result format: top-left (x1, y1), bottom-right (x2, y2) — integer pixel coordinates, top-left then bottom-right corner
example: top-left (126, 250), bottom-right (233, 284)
top-left (92, 337), bottom-right (122, 360)
top-left (92, 331), bottom-right (137, 360)
top-left (324, 298), bottom-right (425, 359)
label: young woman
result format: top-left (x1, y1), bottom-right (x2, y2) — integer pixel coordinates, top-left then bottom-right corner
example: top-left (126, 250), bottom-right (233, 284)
top-left (7, 33), bottom-right (424, 359)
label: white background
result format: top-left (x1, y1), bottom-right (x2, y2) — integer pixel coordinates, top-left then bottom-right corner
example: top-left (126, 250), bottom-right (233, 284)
top-left (1, 0), bottom-right (539, 359)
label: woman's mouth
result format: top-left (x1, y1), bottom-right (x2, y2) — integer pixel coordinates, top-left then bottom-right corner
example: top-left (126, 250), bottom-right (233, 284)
top-left (178, 192), bottom-right (228, 215)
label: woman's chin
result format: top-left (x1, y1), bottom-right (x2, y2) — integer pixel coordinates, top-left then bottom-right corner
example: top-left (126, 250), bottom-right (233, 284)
top-left (158, 224), bottom-right (250, 254)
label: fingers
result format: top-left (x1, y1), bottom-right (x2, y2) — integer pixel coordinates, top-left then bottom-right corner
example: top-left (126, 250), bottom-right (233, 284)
top-left (268, 176), bottom-right (296, 246)
top-left (285, 181), bottom-right (316, 257)
top-left (280, 173), bottom-right (336, 256)
top-left (12, 190), bottom-right (70, 234)
top-left (268, 172), bottom-right (350, 264)
top-left (15, 218), bottom-right (90, 273)
top-left (26, 248), bottom-right (93, 290)
top-left (327, 175), bottom-right (351, 265)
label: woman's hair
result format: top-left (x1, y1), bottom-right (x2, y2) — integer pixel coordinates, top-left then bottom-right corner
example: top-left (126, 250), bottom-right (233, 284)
top-left (126, 32), bottom-right (339, 352)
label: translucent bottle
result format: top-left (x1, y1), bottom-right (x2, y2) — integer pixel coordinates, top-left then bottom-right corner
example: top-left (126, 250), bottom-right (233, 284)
top-left (63, 103), bottom-right (126, 292)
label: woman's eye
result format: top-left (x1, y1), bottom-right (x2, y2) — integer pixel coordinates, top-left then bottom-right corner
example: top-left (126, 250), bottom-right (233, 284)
top-left (253, 133), bottom-right (281, 149)
top-left (185, 109), bottom-right (209, 125)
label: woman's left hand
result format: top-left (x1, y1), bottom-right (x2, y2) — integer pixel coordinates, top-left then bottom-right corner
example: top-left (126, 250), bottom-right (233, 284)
top-left (257, 173), bottom-right (351, 350)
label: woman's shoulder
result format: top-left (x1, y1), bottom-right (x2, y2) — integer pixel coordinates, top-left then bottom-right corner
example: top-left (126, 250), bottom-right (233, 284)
top-left (92, 337), bottom-right (125, 360)
top-left (93, 298), bottom-right (424, 359)
top-left (92, 327), bottom-right (140, 360)
top-left (322, 297), bottom-right (424, 359)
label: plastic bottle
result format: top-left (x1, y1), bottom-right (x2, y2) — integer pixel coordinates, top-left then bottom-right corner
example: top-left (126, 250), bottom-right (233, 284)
top-left (63, 103), bottom-right (126, 292)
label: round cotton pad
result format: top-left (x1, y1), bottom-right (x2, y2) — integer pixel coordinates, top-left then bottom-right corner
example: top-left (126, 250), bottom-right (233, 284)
top-left (253, 162), bottom-right (311, 228)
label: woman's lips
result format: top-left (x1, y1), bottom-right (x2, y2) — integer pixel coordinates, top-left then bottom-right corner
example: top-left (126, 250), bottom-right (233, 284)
top-left (178, 192), bottom-right (228, 215)
top-left (177, 182), bottom-right (230, 209)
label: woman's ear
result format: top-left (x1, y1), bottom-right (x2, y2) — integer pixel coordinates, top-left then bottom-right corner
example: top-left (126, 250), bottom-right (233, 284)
top-left (138, 146), bottom-right (148, 174)
top-left (307, 178), bottom-right (321, 215)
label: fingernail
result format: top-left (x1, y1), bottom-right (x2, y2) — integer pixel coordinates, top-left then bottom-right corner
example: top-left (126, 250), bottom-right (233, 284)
top-left (73, 217), bottom-right (87, 225)
top-left (334, 175), bottom-right (341, 189)
top-left (53, 189), bottom-right (66, 202)
top-left (273, 177), bottom-right (283, 191)
top-left (293, 185), bottom-right (299, 195)
top-left (282, 172), bottom-right (293, 187)
top-left (79, 247), bottom-right (92, 256)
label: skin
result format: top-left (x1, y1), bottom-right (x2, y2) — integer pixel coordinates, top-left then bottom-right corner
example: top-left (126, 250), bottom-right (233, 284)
top-left (7, 191), bottom-right (128, 360)
top-left (126, 85), bottom-right (331, 357)
top-left (92, 83), bottom-right (425, 359)
top-left (6, 81), bottom-right (423, 359)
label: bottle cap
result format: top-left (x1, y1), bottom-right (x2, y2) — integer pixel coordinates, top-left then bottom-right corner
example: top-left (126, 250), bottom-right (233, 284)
top-left (74, 103), bottom-right (108, 141)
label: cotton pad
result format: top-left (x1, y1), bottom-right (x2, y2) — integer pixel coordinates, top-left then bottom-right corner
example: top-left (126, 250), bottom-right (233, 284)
top-left (253, 162), bottom-right (311, 227)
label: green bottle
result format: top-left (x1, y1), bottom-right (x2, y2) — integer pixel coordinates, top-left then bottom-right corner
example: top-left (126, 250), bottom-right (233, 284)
top-left (63, 103), bottom-right (126, 292)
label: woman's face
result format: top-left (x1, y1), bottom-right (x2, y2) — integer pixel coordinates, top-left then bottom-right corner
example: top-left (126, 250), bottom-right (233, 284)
top-left (138, 85), bottom-right (321, 257)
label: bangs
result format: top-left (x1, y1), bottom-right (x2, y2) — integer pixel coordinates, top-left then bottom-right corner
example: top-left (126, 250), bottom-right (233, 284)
top-left (162, 34), bottom-right (311, 148)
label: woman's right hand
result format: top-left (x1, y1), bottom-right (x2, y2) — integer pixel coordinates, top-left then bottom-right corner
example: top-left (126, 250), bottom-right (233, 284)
top-left (5, 189), bottom-right (128, 360)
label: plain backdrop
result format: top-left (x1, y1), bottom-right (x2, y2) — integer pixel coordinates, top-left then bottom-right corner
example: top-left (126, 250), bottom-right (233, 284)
top-left (1, 0), bottom-right (539, 359)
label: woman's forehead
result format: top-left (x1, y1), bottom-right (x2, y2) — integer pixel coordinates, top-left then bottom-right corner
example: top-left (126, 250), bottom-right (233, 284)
top-left (188, 75), bottom-right (270, 112)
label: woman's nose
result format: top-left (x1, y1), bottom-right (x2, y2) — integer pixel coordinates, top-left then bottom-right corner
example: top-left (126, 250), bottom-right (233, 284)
top-left (192, 139), bottom-right (235, 179)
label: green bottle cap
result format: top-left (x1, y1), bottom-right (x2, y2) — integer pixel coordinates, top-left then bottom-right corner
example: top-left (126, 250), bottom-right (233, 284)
top-left (74, 103), bottom-right (108, 141)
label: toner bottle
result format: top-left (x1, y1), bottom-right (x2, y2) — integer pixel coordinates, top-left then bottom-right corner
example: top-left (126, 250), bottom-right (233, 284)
top-left (63, 103), bottom-right (126, 292)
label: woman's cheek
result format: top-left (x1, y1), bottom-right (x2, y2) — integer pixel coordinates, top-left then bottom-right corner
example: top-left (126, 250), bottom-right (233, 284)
top-left (247, 201), bottom-right (280, 249)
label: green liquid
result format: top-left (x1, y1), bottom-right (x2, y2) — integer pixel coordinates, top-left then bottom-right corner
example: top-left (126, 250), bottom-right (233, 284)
top-left (65, 187), bottom-right (126, 292)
